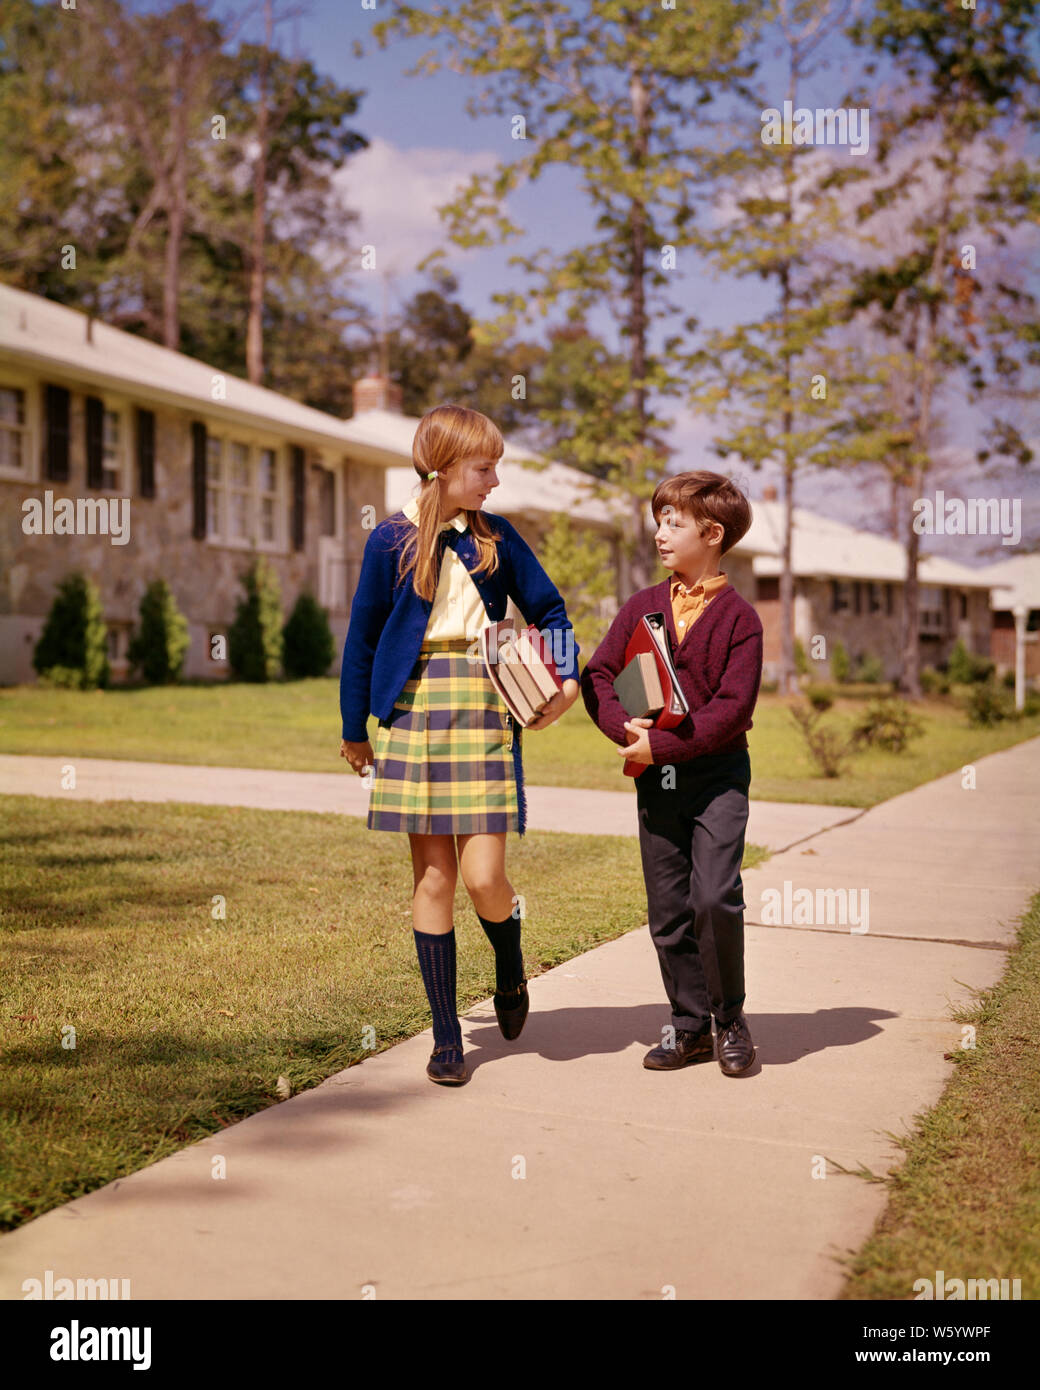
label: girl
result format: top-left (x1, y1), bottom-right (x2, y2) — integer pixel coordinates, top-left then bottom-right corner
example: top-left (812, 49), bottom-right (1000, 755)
top-left (339, 404), bottom-right (581, 1086)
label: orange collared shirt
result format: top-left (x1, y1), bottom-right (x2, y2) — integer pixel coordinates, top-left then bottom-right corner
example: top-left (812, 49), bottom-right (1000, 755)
top-left (670, 572), bottom-right (729, 644)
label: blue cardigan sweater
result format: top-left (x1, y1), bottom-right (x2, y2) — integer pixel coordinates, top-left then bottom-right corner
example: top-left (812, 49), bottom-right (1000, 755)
top-left (339, 509), bottom-right (579, 833)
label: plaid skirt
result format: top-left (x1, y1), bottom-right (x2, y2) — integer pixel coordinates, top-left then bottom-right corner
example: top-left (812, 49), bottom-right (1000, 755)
top-left (368, 639), bottom-right (526, 836)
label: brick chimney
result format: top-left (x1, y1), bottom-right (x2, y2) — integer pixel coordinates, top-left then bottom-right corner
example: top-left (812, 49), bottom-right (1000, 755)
top-left (353, 373), bottom-right (403, 414)
top-left (762, 484), bottom-right (778, 501)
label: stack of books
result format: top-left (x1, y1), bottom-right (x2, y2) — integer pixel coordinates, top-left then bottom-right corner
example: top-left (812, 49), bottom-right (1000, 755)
top-left (481, 620), bottom-right (562, 726)
top-left (611, 612), bottom-right (690, 778)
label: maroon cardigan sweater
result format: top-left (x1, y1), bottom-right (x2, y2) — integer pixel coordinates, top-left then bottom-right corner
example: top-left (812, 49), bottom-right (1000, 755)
top-left (580, 579), bottom-right (764, 764)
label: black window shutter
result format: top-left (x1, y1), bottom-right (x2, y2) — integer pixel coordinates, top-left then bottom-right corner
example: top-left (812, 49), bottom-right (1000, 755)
top-left (831, 580), bottom-right (840, 614)
top-left (886, 583), bottom-right (894, 616)
top-left (291, 445), bottom-right (305, 551)
top-left (44, 384), bottom-right (70, 481)
top-left (137, 408), bottom-right (155, 498)
top-left (853, 581), bottom-right (862, 615)
top-left (191, 421), bottom-right (207, 539)
top-left (85, 395), bottom-right (104, 488)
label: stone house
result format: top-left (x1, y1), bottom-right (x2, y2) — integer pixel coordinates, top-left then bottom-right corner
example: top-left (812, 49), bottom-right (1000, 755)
top-left (0, 282), bottom-right (398, 684)
top-left (732, 490), bottom-right (995, 683)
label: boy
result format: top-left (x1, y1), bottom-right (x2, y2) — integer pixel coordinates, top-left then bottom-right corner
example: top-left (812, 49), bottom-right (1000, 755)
top-left (580, 472), bottom-right (763, 1076)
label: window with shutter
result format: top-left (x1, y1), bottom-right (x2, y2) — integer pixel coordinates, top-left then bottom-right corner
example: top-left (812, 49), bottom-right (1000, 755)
top-left (45, 384), bottom-right (70, 481)
top-left (291, 445), bottom-right (305, 551)
top-left (137, 408), bottom-right (155, 498)
top-left (192, 421), bottom-right (207, 539)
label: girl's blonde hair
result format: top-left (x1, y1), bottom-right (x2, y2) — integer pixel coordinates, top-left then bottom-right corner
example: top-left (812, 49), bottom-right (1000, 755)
top-left (396, 404), bottom-right (504, 601)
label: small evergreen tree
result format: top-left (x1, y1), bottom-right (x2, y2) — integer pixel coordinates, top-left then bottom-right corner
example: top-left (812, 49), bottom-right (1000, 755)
top-left (228, 555), bottom-right (283, 681)
top-left (282, 591), bottom-right (334, 678)
top-left (127, 579), bottom-right (190, 684)
top-left (33, 572), bottom-right (109, 689)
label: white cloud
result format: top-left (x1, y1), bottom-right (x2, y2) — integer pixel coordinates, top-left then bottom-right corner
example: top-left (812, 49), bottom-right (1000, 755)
top-left (331, 136), bottom-right (500, 279)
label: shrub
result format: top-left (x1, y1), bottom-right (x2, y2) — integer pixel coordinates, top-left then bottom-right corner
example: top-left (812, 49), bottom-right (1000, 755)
top-left (966, 679), bottom-right (1012, 727)
top-left (1001, 668), bottom-right (1015, 690)
top-left (919, 666), bottom-right (950, 696)
top-left (37, 665), bottom-right (92, 690)
top-left (789, 700), bottom-right (854, 778)
top-left (282, 591), bottom-right (334, 679)
top-left (759, 678), bottom-right (779, 694)
top-left (807, 686), bottom-right (834, 712)
top-left (855, 653), bottom-right (884, 684)
top-left (33, 572), bottom-right (109, 689)
top-left (127, 580), bottom-right (190, 684)
top-left (850, 697), bottom-right (925, 754)
top-left (228, 555), bottom-right (283, 682)
top-left (947, 638), bottom-right (994, 685)
top-left (830, 640), bottom-right (850, 684)
top-left (793, 637), bottom-right (809, 676)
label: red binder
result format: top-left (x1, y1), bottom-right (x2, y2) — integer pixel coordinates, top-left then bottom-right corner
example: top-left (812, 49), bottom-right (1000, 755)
top-left (619, 612), bottom-right (689, 778)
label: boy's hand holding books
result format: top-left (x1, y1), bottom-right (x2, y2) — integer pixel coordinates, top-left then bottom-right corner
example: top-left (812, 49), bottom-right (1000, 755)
top-left (618, 716), bottom-right (655, 764)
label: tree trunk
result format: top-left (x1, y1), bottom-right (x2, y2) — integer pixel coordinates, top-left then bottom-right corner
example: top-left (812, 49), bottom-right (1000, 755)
top-left (246, 1), bottom-right (273, 384)
top-left (624, 60), bottom-right (652, 599)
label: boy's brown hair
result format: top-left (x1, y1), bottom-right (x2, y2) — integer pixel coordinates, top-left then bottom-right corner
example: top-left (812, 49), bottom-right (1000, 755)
top-left (651, 471), bottom-right (752, 555)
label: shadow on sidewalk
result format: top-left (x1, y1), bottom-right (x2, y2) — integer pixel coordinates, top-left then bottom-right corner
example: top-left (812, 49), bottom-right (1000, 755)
top-left (459, 1002), bottom-right (899, 1076)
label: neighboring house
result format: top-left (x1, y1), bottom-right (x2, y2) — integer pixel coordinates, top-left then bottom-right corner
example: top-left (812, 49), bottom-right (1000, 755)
top-left (0, 283), bottom-right (393, 684)
top-left (732, 490), bottom-right (995, 683)
top-left (975, 553), bottom-right (1040, 680)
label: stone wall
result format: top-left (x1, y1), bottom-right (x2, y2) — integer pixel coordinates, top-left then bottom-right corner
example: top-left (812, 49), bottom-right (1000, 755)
top-left (0, 385), bottom-right (384, 684)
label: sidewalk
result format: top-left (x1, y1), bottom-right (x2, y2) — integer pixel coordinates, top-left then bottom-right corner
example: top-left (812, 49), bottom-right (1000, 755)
top-left (1, 740), bottom-right (1037, 1299)
top-left (0, 753), bottom-right (860, 852)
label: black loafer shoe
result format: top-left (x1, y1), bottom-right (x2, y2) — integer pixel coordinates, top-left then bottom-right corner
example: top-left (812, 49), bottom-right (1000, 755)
top-left (643, 1027), bottom-right (714, 1070)
top-left (493, 979), bottom-right (529, 1040)
top-left (716, 1014), bottom-right (755, 1075)
top-left (426, 1046), bottom-right (468, 1085)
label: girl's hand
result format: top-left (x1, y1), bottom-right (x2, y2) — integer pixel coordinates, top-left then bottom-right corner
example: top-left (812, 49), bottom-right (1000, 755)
top-left (340, 738), bottom-right (374, 775)
top-left (525, 678), bottom-right (580, 731)
top-left (617, 717), bottom-right (654, 764)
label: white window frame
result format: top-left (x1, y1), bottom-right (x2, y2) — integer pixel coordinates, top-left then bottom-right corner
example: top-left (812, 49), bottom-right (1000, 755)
top-left (0, 374), bottom-right (41, 483)
top-left (203, 429), bottom-right (286, 552)
top-left (83, 391), bottom-right (130, 493)
top-left (105, 620), bottom-right (133, 676)
top-left (98, 403), bottom-right (125, 490)
top-left (918, 585), bottom-right (944, 634)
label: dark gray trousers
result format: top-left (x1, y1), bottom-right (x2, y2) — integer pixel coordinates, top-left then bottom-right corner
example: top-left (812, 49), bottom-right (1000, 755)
top-left (635, 749), bottom-right (751, 1034)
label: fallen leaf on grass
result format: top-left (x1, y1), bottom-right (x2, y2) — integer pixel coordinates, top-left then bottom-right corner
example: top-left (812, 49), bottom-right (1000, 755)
top-left (216, 1008), bottom-right (235, 1017)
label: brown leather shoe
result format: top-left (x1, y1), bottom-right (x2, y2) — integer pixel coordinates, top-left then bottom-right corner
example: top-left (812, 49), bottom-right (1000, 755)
top-left (426, 1046), bottom-right (468, 1085)
top-left (493, 979), bottom-right (529, 1040)
top-left (716, 1013), bottom-right (755, 1075)
top-left (643, 1027), bottom-right (714, 1070)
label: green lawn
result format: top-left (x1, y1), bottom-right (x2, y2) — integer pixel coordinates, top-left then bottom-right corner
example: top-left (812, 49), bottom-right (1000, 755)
top-left (839, 890), bottom-right (1040, 1300)
top-left (0, 792), bottom-right (768, 1232)
top-left (2, 679), bottom-right (1039, 806)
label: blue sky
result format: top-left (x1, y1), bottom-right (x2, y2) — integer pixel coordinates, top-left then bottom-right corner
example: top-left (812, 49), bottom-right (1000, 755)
top-left (122, 0), bottom-right (1037, 557)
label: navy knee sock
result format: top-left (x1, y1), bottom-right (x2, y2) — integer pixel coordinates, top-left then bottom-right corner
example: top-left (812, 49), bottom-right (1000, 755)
top-left (413, 928), bottom-right (463, 1062)
top-left (477, 911), bottom-right (525, 995)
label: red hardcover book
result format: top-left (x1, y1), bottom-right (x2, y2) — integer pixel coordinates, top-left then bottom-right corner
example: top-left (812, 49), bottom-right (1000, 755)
top-left (620, 612), bottom-right (690, 778)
